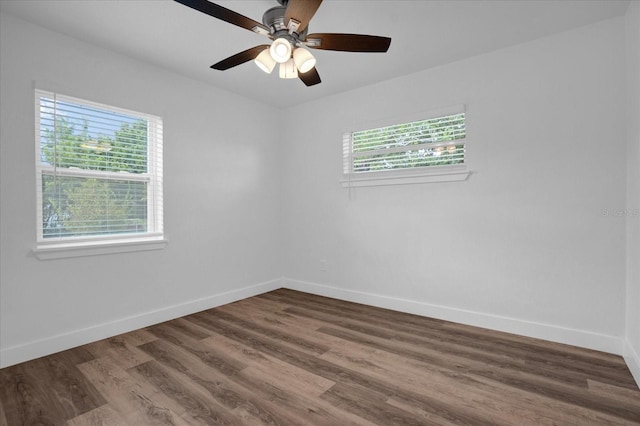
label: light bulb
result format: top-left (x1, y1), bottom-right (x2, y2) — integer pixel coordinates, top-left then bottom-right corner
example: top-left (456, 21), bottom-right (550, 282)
top-left (270, 38), bottom-right (292, 63)
top-left (293, 47), bottom-right (316, 73)
top-left (255, 49), bottom-right (276, 74)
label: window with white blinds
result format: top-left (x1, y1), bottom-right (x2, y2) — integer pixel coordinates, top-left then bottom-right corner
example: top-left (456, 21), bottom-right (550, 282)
top-left (342, 109), bottom-right (467, 186)
top-left (35, 90), bottom-right (163, 246)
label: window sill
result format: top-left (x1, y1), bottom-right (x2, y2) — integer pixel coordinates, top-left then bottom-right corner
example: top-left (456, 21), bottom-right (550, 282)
top-left (33, 236), bottom-right (168, 260)
top-left (340, 166), bottom-right (470, 188)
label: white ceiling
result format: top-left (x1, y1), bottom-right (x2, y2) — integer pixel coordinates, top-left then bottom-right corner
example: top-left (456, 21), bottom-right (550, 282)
top-left (0, 0), bottom-right (630, 108)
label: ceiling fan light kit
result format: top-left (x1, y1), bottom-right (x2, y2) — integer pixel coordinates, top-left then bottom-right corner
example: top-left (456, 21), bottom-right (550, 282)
top-left (293, 47), bottom-right (316, 74)
top-left (175, 0), bottom-right (391, 86)
top-left (254, 48), bottom-right (276, 74)
top-left (269, 36), bottom-right (293, 63)
top-left (279, 58), bottom-right (298, 79)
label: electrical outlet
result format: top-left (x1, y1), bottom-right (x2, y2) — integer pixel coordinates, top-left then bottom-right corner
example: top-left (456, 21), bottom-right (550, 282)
top-left (320, 259), bottom-right (327, 271)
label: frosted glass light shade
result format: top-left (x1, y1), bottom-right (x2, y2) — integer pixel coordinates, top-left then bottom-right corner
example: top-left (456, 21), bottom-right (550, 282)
top-left (255, 49), bottom-right (276, 74)
top-left (279, 59), bottom-right (298, 79)
top-left (293, 47), bottom-right (316, 73)
top-left (270, 38), bottom-right (292, 63)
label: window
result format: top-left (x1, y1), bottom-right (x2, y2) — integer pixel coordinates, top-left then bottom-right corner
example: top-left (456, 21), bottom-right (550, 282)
top-left (35, 90), bottom-right (163, 256)
top-left (342, 107), bottom-right (468, 187)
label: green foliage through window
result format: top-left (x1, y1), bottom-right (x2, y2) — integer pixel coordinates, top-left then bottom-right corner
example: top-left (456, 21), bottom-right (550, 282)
top-left (41, 176), bottom-right (147, 238)
top-left (36, 91), bottom-right (163, 241)
top-left (346, 112), bottom-right (466, 173)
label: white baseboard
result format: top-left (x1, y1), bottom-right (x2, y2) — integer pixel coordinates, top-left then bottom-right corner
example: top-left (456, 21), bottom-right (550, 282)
top-left (0, 278), bottom-right (282, 369)
top-left (282, 278), bottom-right (624, 356)
top-left (624, 340), bottom-right (640, 388)
top-left (2, 276), bottom-right (631, 377)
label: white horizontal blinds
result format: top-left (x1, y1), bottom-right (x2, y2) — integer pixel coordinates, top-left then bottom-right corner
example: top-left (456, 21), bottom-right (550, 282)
top-left (36, 90), bottom-right (163, 241)
top-left (347, 112), bottom-right (466, 173)
top-left (342, 131), bottom-right (353, 174)
top-left (40, 175), bottom-right (148, 237)
top-left (147, 118), bottom-right (163, 237)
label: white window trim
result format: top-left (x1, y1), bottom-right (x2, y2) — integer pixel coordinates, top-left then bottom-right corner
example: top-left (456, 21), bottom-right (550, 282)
top-left (340, 164), bottom-right (469, 187)
top-left (33, 235), bottom-right (168, 260)
top-left (33, 89), bottom-right (165, 258)
top-left (341, 104), bottom-right (469, 187)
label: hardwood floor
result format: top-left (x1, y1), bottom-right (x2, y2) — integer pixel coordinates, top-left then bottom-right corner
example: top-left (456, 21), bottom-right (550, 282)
top-left (1, 289), bottom-right (639, 425)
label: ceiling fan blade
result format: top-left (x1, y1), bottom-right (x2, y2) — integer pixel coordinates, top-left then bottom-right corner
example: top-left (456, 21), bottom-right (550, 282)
top-left (298, 67), bottom-right (321, 87)
top-left (211, 45), bottom-right (270, 70)
top-left (175, 0), bottom-right (269, 35)
top-left (305, 33), bottom-right (391, 52)
top-left (284, 0), bottom-right (323, 33)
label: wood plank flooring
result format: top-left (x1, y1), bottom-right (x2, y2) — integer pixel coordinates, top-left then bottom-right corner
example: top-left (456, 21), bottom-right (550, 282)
top-left (1, 289), bottom-right (639, 425)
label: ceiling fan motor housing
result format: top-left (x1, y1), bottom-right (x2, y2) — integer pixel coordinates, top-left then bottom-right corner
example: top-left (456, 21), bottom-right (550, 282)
top-left (262, 5), bottom-right (307, 40)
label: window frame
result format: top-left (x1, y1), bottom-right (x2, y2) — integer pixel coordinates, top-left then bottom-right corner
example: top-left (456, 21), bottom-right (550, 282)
top-left (341, 105), bottom-right (470, 187)
top-left (33, 89), bottom-right (165, 259)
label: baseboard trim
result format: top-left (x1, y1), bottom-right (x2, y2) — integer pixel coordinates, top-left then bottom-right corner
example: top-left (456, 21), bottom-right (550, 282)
top-left (624, 340), bottom-right (640, 388)
top-left (2, 277), bottom-right (629, 372)
top-left (283, 277), bottom-right (624, 355)
top-left (0, 278), bottom-right (282, 369)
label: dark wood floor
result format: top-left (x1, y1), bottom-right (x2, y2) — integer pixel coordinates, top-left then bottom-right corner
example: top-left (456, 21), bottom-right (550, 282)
top-left (1, 289), bottom-right (639, 425)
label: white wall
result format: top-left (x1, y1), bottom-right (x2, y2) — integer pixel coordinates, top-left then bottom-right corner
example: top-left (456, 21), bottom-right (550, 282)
top-left (0, 13), bottom-right (283, 367)
top-left (282, 17), bottom-right (628, 354)
top-left (1, 8), bottom-right (635, 371)
top-left (625, 1), bottom-right (640, 385)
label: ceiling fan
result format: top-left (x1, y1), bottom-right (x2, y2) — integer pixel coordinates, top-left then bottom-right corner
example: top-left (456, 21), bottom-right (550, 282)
top-left (174, 0), bottom-right (392, 86)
